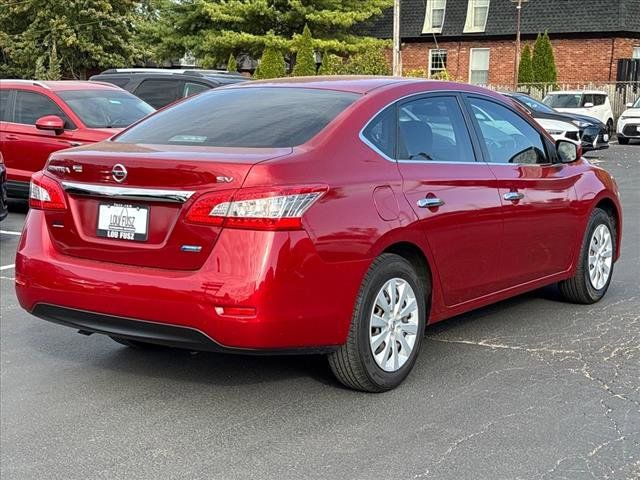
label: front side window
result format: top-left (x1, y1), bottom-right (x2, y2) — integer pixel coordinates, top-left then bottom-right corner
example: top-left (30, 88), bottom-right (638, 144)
top-left (543, 94), bottom-right (582, 108)
top-left (422, 0), bottom-right (447, 33)
top-left (58, 90), bottom-right (154, 129)
top-left (593, 95), bottom-right (606, 106)
top-left (429, 49), bottom-right (447, 78)
top-left (469, 48), bottom-right (490, 85)
top-left (116, 87), bottom-right (360, 148)
top-left (468, 97), bottom-right (548, 165)
top-left (464, 0), bottom-right (490, 33)
top-left (14, 91), bottom-right (73, 128)
top-left (397, 96), bottom-right (475, 162)
top-left (362, 106), bottom-right (396, 158)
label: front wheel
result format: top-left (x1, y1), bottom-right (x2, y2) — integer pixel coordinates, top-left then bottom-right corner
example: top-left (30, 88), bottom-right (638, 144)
top-left (558, 208), bottom-right (616, 304)
top-left (328, 254), bottom-right (427, 392)
top-left (617, 136), bottom-right (629, 145)
top-left (606, 119), bottom-right (614, 137)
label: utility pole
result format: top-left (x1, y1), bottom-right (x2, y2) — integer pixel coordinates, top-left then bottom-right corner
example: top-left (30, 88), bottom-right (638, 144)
top-left (511, 0), bottom-right (528, 88)
top-left (393, 0), bottom-right (402, 76)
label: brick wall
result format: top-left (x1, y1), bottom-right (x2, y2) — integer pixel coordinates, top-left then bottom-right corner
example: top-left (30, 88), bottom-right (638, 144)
top-left (399, 36), bottom-right (640, 84)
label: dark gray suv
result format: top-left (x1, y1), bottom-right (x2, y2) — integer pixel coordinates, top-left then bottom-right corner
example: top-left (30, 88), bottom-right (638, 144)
top-left (90, 68), bottom-right (248, 109)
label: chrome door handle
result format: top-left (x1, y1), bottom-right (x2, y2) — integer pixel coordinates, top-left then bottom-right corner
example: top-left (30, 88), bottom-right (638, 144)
top-left (504, 191), bottom-right (525, 201)
top-left (67, 141), bottom-right (83, 147)
top-left (417, 197), bottom-right (445, 208)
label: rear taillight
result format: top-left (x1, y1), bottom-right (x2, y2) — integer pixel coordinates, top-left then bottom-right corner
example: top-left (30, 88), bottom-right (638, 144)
top-left (185, 185), bottom-right (327, 231)
top-left (29, 171), bottom-right (67, 210)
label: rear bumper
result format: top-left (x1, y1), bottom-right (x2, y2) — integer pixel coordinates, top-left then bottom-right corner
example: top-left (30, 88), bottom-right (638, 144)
top-left (32, 304), bottom-right (337, 354)
top-left (16, 210), bottom-right (367, 351)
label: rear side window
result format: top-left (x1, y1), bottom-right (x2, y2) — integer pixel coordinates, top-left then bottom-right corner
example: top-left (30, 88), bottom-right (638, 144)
top-left (398, 96), bottom-right (475, 162)
top-left (14, 91), bottom-right (74, 128)
top-left (183, 82), bottom-right (210, 98)
top-left (98, 77), bottom-right (131, 89)
top-left (116, 87), bottom-right (360, 148)
top-left (0, 90), bottom-right (12, 121)
top-left (362, 106), bottom-right (396, 158)
top-left (134, 79), bottom-right (183, 108)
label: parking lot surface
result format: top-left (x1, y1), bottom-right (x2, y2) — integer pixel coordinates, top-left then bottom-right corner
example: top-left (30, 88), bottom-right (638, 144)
top-left (1, 144), bottom-right (639, 480)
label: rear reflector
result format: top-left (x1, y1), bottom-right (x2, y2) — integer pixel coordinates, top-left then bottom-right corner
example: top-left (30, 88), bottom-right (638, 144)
top-left (185, 185), bottom-right (327, 231)
top-left (29, 171), bottom-right (67, 211)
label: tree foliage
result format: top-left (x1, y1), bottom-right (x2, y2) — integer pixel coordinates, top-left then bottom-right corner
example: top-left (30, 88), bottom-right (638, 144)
top-left (0, 0), bottom-right (140, 79)
top-left (255, 46), bottom-right (286, 79)
top-left (319, 53), bottom-right (347, 75)
top-left (343, 47), bottom-right (390, 75)
top-left (227, 53), bottom-right (238, 73)
top-left (518, 44), bottom-right (534, 84)
top-left (143, 0), bottom-right (392, 66)
top-left (532, 32), bottom-right (557, 84)
top-left (292, 24), bottom-right (317, 76)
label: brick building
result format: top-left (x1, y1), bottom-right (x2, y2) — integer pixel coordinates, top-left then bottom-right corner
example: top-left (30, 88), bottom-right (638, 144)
top-left (370, 0), bottom-right (640, 84)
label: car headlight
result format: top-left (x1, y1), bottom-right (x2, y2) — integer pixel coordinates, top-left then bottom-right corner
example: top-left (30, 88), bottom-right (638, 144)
top-left (571, 120), bottom-right (590, 128)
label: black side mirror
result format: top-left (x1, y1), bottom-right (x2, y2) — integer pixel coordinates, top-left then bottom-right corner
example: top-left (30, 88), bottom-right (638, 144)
top-left (556, 140), bottom-right (581, 164)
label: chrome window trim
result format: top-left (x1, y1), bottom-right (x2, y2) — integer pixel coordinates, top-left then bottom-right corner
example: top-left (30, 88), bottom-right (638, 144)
top-left (61, 181), bottom-right (195, 203)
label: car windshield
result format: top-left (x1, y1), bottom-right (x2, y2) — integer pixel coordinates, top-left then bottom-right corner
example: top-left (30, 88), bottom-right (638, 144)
top-left (58, 89), bottom-right (155, 128)
top-left (115, 87), bottom-right (360, 148)
top-left (543, 94), bottom-right (582, 108)
top-left (513, 94), bottom-right (556, 114)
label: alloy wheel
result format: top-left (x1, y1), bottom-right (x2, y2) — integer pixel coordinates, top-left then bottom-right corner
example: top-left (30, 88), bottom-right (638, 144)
top-left (588, 224), bottom-right (613, 290)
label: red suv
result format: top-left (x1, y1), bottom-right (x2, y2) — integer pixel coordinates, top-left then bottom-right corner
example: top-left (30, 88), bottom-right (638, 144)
top-left (15, 78), bottom-right (622, 392)
top-left (0, 80), bottom-right (154, 198)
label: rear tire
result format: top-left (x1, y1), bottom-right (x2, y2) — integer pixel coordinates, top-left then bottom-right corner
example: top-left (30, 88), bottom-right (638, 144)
top-left (617, 136), bottom-right (629, 145)
top-left (606, 119), bottom-right (614, 137)
top-left (558, 208), bottom-right (615, 304)
top-left (328, 253), bottom-right (427, 392)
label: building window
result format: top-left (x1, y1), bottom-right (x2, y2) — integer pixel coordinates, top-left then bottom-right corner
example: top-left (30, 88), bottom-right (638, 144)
top-left (633, 47), bottom-right (640, 59)
top-left (429, 49), bottom-right (447, 78)
top-left (463, 0), bottom-right (490, 33)
top-left (469, 48), bottom-right (490, 84)
top-left (422, 0), bottom-right (447, 34)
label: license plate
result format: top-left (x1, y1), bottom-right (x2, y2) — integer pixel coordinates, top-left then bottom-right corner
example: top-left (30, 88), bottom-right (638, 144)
top-left (97, 203), bottom-right (149, 242)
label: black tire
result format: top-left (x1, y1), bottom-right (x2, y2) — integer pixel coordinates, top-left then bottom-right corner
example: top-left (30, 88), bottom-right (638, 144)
top-left (558, 208), bottom-right (616, 304)
top-left (606, 119), bottom-right (614, 137)
top-left (328, 253), bottom-right (427, 392)
top-left (110, 336), bottom-right (163, 349)
top-left (617, 136), bottom-right (629, 145)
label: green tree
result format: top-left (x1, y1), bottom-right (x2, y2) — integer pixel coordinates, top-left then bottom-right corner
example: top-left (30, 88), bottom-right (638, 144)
top-left (344, 47), bottom-right (390, 75)
top-left (532, 31), bottom-right (557, 84)
top-left (0, 0), bottom-right (140, 79)
top-left (255, 46), bottom-right (285, 79)
top-left (142, 0), bottom-right (392, 67)
top-left (227, 53), bottom-right (238, 73)
top-left (319, 53), bottom-right (347, 75)
top-left (292, 24), bottom-right (317, 76)
top-left (518, 44), bottom-right (534, 84)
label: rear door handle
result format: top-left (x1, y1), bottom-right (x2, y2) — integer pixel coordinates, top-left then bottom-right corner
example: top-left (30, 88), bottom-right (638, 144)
top-left (417, 197), bottom-right (445, 208)
top-left (503, 191), bottom-right (525, 201)
top-left (5, 135), bottom-right (19, 140)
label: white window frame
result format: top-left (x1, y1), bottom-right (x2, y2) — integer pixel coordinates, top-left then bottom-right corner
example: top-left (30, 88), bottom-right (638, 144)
top-left (469, 48), bottom-right (490, 85)
top-left (633, 46), bottom-right (640, 59)
top-left (463, 0), bottom-right (490, 33)
top-left (428, 49), bottom-right (447, 78)
top-left (422, 0), bottom-right (447, 34)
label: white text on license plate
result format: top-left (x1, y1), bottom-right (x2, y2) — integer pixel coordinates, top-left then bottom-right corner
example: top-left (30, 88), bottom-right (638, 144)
top-left (97, 203), bottom-right (149, 241)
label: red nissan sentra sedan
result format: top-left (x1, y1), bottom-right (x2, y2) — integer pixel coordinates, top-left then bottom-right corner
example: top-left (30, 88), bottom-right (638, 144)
top-left (15, 77), bottom-right (622, 392)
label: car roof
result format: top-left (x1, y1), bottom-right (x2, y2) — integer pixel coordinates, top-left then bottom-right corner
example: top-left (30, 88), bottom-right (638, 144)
top-left (99, 68), bottom-right (246, 78)
top-left (546, 90), bottom-right (608, 95)
top-left (0, 79), bottom-right (122, 91)
top-left (225, 76), bottom-right (490, 95)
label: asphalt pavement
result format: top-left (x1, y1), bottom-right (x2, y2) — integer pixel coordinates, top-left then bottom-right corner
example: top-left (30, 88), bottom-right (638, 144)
top-left (1, 144), bottom-right (639, 480)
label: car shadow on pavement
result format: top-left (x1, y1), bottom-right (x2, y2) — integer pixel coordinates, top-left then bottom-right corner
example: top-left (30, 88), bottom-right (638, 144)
top-left (22, 285), bottom-right (563, 390)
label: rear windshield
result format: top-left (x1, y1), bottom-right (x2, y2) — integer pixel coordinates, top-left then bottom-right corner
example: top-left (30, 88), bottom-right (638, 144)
top-left (58, 89), bottom-right (155, 128)
top-left (543, 94), bottom-right (582, 108)
top-left (114, 87), bottom-right (360, 148)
